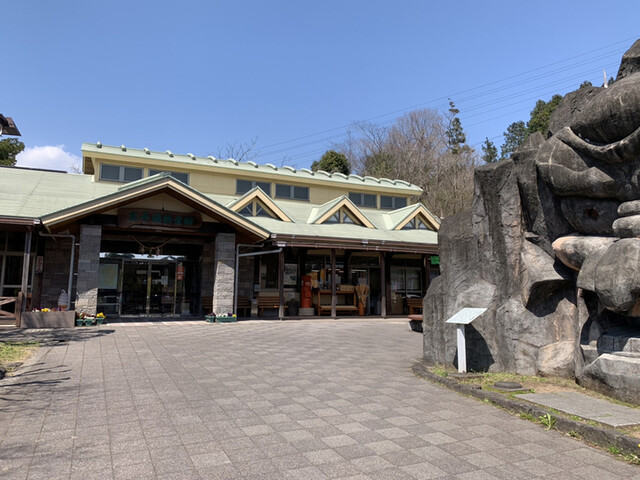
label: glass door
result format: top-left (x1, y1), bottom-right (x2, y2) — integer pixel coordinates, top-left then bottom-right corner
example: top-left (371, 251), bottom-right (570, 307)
top-left (121, 259), bottom-right (177, 315)
top-left (122, 261), bottom-right (149, 315)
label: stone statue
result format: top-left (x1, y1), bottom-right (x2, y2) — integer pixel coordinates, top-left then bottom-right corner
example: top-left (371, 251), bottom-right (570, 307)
top-left (423, 40), bottom-right (640, 403)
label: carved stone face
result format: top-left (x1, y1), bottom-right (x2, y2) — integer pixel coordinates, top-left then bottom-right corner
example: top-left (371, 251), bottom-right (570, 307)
top-left (540, 57), bottom-right (640, 315)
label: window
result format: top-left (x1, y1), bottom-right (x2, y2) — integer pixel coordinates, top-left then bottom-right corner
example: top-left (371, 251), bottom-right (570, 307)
top-left (238, 200), bottom-right (276, 218)
top-left (0, 232), bottom-right (35, 300)
top-left (148, 169), bottom-right (189, 185)
top-left (401, 216), bottom-right (430, 230)
top-left (236, 179), bottom-right (272, 196)
top-left (380, 195), bottom-right (407, 210)
top-left (324, 209), bottom-right (358, 225)
top-left (349, 192), bottom-right (376, 208)
top-left (100, 164), bottom-right (143, 183)
top-left (275, 184), bottom-right (309, 201)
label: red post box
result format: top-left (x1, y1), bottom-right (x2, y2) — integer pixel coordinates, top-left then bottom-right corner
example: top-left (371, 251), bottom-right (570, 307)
top-left (301, 275), bottom-right (312, 308)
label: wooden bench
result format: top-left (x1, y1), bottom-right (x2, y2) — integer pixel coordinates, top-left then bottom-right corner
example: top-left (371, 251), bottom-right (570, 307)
top-left (236, 296), bottom-right (251, 317)
top-left (257, 296), bottom-right (287, 316)
top-left (406, 297), bottom-right (423, 315)
top-left (316, 304), bottom-right (359, 316)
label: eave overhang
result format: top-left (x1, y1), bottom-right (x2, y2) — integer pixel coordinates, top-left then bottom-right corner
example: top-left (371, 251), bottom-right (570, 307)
top-left (267, 234), bottom-right (438, 255)
top-left (40, 175), bottom-right (270, 241)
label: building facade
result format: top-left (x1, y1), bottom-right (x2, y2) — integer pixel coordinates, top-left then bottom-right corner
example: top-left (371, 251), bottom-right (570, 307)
top-left (0, 143), bottom-right (439, 323)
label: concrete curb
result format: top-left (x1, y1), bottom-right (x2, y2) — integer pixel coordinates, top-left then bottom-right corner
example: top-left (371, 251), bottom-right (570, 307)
top-left (412, 360), bottom-right (640, 457)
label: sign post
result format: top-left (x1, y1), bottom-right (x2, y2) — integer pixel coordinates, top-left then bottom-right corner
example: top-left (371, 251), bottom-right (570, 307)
top-left (445, 308), bottom-right (486, 373)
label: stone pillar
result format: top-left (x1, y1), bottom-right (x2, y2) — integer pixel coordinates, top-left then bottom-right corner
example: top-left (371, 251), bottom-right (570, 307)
top-left (75, 225), bottom-right (102, 315)
top-left (212, 233), bottom-right (236, 314)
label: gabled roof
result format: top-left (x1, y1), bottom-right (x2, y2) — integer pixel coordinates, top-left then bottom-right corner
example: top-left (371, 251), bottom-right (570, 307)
top-left (40, 173), bottom-right (270, 240)
top-left (383, 203), bottom-right (441, 231)
top-left (307, 196), bottom-right (376, 229)
top-left (227, 186), bottom-right (293, 222)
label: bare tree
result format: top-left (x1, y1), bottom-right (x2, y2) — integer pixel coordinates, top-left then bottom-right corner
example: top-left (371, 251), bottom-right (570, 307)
top-left (336, 108), bottom-right (477, 218)
top-left (213, 137), bottom-right (258, 162)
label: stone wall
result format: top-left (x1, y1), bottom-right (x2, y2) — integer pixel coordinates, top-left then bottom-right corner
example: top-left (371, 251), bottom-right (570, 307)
top-left (40, 236), bottom-right (75, 309)
top-left (211, 233), bottom-right (235, 314)
top-left (75, 225), bottom-right (102, 315)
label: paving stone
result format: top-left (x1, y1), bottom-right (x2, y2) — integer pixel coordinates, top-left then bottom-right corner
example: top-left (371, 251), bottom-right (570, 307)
top-left (2, 320), bottom-right (639, 480)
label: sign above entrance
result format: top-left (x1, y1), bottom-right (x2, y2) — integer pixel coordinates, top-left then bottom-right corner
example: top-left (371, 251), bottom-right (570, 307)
top-left (118, 208), bottom-right (202, 229)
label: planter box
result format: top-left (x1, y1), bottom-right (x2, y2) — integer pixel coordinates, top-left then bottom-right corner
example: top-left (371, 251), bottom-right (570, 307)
top-left (216, 315), bottom-right (237, 323)
top-left (21, 311), bottom-right (75, 328)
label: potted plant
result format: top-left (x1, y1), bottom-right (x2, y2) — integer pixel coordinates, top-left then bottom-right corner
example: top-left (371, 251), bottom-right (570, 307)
top-left (215, 312), bottom-right (237, 323)
top-left (205, 313), bottom-right (216, 323)
top-left (95, 312), bottom-right (106, 325)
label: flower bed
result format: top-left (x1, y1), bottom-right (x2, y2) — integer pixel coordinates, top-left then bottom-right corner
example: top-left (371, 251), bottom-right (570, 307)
top-left (205, 313), bottom-right (237, 323)
top-left (21, 311), bottom-right (75, 328)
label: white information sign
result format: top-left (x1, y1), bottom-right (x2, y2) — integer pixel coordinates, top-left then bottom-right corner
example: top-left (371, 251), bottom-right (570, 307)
top-left (445, 308), bottom-right (487, 325)
top-left (445, 308), bottom-right (487, 373)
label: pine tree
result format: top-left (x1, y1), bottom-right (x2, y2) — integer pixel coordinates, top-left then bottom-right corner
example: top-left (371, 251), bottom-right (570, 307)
top-left (481, 138), bottom-right (498, 163)
top-left (500, 121), bottom-right (527, 160)
top-left (445, 100), bottom-right (467, 155)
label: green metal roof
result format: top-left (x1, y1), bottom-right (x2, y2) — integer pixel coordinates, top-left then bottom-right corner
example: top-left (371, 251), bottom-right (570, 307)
top-left (82, 142), bottom-right (423, 193)
top-left (0, 166), bottom-right (438, 250)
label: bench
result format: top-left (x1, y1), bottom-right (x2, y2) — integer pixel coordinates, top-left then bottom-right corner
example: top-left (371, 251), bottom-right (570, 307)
top-left (316, 304), bottom-right (359, 316)
top-left (406, 297), bottom-right (423, 315)
top-left (257, 296), bottom-right (287, 316)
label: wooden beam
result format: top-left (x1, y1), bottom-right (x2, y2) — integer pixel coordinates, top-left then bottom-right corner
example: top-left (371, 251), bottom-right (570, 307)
top-left (380, 251), bottom-right (387, 317)
top-left (330, 249), bottom-right (336, 318)
top-left (278, 249), bottom-right (285, 319)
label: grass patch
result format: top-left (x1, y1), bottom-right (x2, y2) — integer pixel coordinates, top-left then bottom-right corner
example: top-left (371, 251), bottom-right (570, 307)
top-left (0, 341), bottom-right (39, 366)
top-left (539, 413), bottom-right (556, 430)
top-left (431, 364), bottom-right (449, 377)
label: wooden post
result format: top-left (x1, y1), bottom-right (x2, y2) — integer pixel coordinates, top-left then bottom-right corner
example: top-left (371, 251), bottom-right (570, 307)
top-left (330, 249), bottom-right (336, 318)
top-left (278, 249), bottom-right (285, 319)
top-left (15, 292), bottom-right (23, 327)
top-left (380, 251), bottom-right (387, 317)
top-left (457, 325), bottom-right (467, 373)
top-left (20, 228), bottom-right (32, 310)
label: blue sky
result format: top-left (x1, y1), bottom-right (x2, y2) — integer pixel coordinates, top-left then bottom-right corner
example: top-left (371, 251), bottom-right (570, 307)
top-left (4, 1), bottom-right (639, 172)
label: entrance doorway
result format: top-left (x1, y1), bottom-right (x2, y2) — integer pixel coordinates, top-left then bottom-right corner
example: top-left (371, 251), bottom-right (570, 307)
top-left (122, 258), bottom-right (178, 315)
top-left (98, 254), bottom-right (187, 317)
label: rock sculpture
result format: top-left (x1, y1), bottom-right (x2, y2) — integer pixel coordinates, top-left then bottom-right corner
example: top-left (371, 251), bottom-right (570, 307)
top-left (423, 40), bottom-right (640, 403)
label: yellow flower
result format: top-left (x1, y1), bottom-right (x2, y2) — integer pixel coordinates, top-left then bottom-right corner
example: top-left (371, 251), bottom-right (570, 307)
top-left (96, 312), bottom-right (106, 318)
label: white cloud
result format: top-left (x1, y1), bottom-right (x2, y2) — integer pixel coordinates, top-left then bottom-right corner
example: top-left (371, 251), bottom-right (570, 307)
top-left (16, 145), bottom-right (81, 173)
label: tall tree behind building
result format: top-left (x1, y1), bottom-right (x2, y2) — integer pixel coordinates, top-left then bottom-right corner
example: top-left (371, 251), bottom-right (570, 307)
top-left (311, 150), bottom-right (351, 175)
top-left (338, 107), bottom-right (477, 218)
top-left (0, 138), bottom-right (25, 166)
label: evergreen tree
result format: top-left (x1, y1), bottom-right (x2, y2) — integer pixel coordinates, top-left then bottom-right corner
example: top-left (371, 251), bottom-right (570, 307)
top-left (500, 121), bottom-right (527, 160)
top-left (0, 138), bottom-right (25, 166)
top-left (445, 100), bottom-right (468, 154)
top-left (526, 94), bottom-right (562, 137)
top-left (481, 138), bottom-right (498, 163)
top-left (311, 150), bottom-right (351, 175)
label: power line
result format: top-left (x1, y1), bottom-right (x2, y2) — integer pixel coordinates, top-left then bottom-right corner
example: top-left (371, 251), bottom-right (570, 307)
top-left (253, 37), bottom-right (634, 157)
top-left (258, 59), bottom-right (620, 165)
